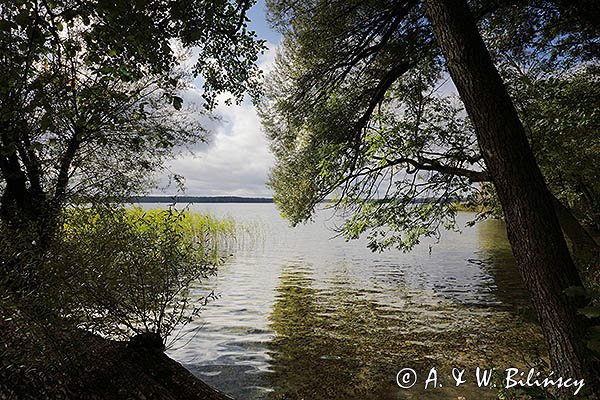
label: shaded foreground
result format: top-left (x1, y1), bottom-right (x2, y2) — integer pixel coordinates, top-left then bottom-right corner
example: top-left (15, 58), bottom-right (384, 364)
top-left (0, 318), bottom-right (232, 400)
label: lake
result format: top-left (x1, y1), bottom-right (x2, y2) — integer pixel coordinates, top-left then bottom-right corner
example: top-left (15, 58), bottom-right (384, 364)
top-left (148, 203), bottom-right (545, 399)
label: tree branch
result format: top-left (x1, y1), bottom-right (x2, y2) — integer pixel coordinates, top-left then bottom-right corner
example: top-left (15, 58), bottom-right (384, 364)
top-left (376, 155), bottom-right (490, 182)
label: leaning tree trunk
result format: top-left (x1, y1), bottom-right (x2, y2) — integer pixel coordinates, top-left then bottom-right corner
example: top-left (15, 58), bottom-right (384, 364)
top-left (424, 0), bottom-right (598, 398)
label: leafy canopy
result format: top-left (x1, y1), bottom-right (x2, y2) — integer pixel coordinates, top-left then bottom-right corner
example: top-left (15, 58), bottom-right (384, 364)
top-left (0, 0), bottom-right (265, 235)
top-left (262, 0), bottom-right (599, 250)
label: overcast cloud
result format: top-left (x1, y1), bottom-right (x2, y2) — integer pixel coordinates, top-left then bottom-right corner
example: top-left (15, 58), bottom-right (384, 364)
top-left (153, 42), bottom-right (278, 197)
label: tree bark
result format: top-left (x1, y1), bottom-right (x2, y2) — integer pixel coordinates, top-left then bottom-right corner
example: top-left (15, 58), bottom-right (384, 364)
top-left (423, 0), bottom-right (598, 397)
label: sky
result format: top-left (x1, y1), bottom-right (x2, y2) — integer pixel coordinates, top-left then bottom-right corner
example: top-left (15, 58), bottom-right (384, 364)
top-left (153, 0), bottom-right (281, 197)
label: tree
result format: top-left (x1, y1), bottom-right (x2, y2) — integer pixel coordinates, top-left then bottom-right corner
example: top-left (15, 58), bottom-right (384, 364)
top-left (509, 68), bottom-right (600, 231)
top-left (264, 0), bottom-right (599, 252)
top-left (486, 65), bottom-right (600, 269)
top-left (262, 0), bottom-right (599, 396)
top-left (483, 6), bottom-right (600, 256)
top-left (0, 3), bottom-right (264, 395)
top-left (424, 0), bottom-right (596, 396)
top-left (0, 0), bottom-right (265, 253)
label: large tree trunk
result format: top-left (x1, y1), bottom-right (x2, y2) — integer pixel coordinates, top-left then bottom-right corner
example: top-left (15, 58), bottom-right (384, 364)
top-left (424, 0), bottom-right (598, 397)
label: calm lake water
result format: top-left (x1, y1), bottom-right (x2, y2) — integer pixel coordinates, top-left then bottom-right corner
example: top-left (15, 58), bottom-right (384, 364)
top-left (149, 203), bottom-right (544, 399)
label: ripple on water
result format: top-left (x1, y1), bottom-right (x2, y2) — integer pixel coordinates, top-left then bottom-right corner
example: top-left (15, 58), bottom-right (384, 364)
top-left (165, 205), bottom-right (544, 400)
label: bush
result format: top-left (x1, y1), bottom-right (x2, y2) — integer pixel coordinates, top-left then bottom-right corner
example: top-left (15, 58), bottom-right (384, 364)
top-left (47, 206), bottom-right (236, 346)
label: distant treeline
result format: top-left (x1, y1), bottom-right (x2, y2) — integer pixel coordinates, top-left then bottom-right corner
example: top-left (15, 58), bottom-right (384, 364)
top-left (130, 196), bottom-right (464, 204)
top-left (131, 196), bottom-right (275, 204)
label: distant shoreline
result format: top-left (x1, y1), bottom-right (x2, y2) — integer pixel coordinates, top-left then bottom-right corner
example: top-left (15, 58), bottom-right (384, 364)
top-left (130, 196), bottom-right (467, 205)
top-left (131, 196), bottom-right (275, 203)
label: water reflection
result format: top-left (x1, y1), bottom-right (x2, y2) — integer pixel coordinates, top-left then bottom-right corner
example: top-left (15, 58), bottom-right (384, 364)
top-left (265, 223), bottom-right (545, 399)
top-left (472, 219), bottom-right (535, 317)
top-left (162, 205), bottom-right (546, 399)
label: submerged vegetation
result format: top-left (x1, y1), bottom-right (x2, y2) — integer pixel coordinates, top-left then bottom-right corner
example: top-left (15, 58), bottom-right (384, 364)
top-left (267, 265), bottom-right (547, 400)
top-left (263, 0), bottom-right (599, 396)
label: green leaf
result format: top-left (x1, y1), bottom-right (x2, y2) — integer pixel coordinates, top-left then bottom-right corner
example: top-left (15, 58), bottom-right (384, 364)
top-left (0, 20), bottom-right (16, 32)
top-left (1, 143), bottom-right (17, 156)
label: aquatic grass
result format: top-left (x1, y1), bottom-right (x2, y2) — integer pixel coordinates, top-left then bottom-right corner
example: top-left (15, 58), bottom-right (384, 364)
top-left (123, 207), bottom-right (238, 261)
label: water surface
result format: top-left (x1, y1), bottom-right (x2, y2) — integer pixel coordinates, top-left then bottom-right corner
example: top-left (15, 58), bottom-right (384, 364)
top-left (157, 203), bottom-right (544, 399)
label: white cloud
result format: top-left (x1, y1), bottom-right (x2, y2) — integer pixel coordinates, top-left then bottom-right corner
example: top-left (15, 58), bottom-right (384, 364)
top-left (258, 41), bottom-right (278, 74)
top-left (152, 42), bottom-right (279, 197)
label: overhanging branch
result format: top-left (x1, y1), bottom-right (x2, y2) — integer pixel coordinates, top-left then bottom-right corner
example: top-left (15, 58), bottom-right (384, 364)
top-left (375, 155), bottom-right (489, 182)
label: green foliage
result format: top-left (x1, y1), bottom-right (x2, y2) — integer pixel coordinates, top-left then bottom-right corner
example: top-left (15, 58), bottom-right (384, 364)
top-left (519, 67), bottom-right (600, 229)
top-left (264, 48), bottom-right (481, 250)
top-left (0, 206), bottom-right (237, 350)
top-left (1, 203), bottom-right (240, 396)
top-left (46, 207), bottom-right (236, 343)
top-left (0, 0), bottom-right (265, 248)
top-left (0, 0), bottom-right (264, 108)
top-left (0, 0), bottom-right (264, 384)
top-left (263, 0), bottom-right (599, 252)
top-left (473, 68), bottom-right (600, 232)
top-left (563, 285), bottom-right (600, 361)
top-left (262, 0), bottom-right (475, 251)
top-left (475, 4), bottom-right (600, 228)
top-left (0, 0), bottom-right (262, 373)
top-left (0, 204), bottom-right (239, 395)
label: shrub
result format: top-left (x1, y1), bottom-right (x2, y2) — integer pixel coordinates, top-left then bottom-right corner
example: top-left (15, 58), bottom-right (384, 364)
top-left (48, 206), bottom-right (236, 346)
